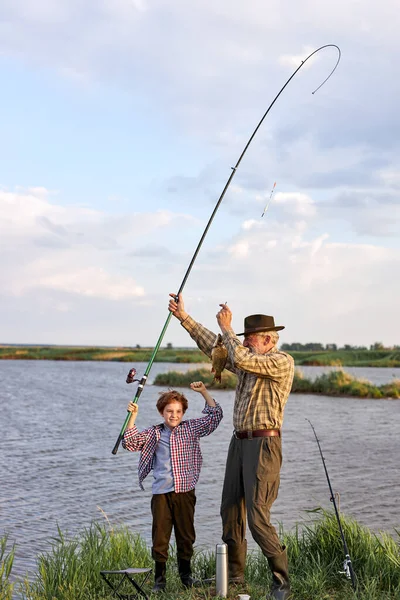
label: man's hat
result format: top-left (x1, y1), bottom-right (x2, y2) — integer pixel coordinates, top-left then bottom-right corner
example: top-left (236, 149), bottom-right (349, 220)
top-left (237, 314), bottom-right (285, 336)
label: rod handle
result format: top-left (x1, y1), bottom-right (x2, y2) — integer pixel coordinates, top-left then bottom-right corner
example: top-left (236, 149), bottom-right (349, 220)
top-left (111, 433), bottom-right (124, 455)
top-left (111, 411), bottom-right (131, 455)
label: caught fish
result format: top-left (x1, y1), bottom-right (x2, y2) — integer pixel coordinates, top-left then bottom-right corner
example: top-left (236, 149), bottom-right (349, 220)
top-left (211, 334), bottom-right (228, 383)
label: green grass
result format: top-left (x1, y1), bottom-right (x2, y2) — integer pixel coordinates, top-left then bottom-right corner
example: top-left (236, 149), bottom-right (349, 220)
top-left (0, 535), bottom-right (15, 600)
top-left (4, 510), bottom-right (400, 599)
top-left (0, 345), bottom-right (207, 363)
top-left (19, 523), bottom-right (152, 600)
top-left (153, 367), bottom-right (400, 398)
top-left (2, 345), bottom-right (400, 366)
top-left (289, 350), bottom-right (400, 367)
top-left (154, 367), bottom-right (238, 390)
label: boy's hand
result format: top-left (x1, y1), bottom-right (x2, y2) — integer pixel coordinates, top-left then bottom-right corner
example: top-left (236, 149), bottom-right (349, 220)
top-left (190, 380), bottom-right (215, 406)
top-left (190, 381), bottom-right (206, 393)
top-left (127, 401), bottom-right (139, 414)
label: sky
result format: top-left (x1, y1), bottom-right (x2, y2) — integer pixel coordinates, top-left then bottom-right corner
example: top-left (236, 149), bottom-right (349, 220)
top-left (1, 0), bottom-right (400, 349)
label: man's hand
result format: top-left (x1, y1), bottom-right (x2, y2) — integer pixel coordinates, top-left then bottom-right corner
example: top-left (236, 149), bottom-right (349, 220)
top-left (216, 302), bottom-right (233, 333)
top-left (168, 292), bottom-right (188, 322)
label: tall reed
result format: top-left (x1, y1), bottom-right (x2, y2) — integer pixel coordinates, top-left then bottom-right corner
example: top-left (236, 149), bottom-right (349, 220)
top-left (0, 535), bottom-right (15, 600)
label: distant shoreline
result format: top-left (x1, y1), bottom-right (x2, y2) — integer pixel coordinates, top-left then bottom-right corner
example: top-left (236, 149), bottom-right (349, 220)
top-left (1, 344), bottom-right (400, 367)
top-left (153, 368), bottom-right (400, 399)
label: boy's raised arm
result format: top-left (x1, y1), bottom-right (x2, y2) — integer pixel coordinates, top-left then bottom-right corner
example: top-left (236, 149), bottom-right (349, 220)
top-left (189, 381), bottom-right (216, 407)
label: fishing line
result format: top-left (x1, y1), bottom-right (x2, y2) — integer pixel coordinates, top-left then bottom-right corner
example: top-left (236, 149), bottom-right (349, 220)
top-left (306, 418), bottom-right (357, 591)
top-left (111, 44), bottom-right (342, 455)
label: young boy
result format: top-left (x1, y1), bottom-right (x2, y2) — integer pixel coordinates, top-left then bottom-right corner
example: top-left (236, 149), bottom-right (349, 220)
top-left (122, 381), bottom-right (223, 593)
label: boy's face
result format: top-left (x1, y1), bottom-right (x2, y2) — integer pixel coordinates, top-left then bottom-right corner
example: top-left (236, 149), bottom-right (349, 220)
top-left (160, 400), bottom-right (184, 429)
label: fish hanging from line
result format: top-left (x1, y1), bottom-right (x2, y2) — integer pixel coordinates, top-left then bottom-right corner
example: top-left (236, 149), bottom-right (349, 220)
top-left (211, 334), bottom-right (228, 384)
top-left (261, 181), bottom-right (276, 217)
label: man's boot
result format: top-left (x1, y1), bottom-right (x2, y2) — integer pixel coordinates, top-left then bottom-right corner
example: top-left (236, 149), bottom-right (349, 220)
top-left (152, 561), bottom-right (166, 593)
top-left (227, 541), bottom-right (247, 584)
top-left (266, 546), bottom-right (291, 600)
top-left (177, 557), bottom-right (197, 588)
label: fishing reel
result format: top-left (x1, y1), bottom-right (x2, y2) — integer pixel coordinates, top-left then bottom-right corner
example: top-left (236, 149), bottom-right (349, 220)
top-left (339, 557), bottom-right (352, 579)
top-left (339, 555), bottom-right (357, 589)
top-left (126, 367), bottom-right (139, 384)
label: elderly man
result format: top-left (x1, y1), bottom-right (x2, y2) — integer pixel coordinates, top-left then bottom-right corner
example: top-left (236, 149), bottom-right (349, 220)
top-left (168, 293), bottom-right (294, 600)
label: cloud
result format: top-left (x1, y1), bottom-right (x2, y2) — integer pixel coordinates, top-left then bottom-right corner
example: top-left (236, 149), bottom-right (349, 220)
top-left (196, 222), bottom-right (400, 346)
top-left (1, 0), bottom-right (400, 347)
top-left (1, 185), bottom-right (399, 346)
top-left (278, 46), bottom-right (317, 70)
top-left (0, 188), bottom-right (194, 302)
top-left (323, 189), bottom-right (400, 237)
top-left (273, 192), bottom-right (316, 217)
top-left (129, 245), bottom-right (173, 258)
top-left (33, 265), bottom-right (145, 300)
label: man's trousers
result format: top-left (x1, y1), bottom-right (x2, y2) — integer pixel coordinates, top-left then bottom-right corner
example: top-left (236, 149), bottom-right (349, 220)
top-left (220, 435), bottom-right (283, 578)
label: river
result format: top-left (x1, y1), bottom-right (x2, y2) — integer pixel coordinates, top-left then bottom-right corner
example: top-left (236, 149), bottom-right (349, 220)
top-left (1, 360), bottom-right (400, 582)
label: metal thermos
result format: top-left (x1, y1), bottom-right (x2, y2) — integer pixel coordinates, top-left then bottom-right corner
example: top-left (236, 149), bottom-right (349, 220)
top-left (215, 543), bottom-right (228, 597)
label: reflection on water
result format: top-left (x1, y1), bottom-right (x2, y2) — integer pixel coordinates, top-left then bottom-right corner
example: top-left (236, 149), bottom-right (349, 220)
top-left (1, 360), bottom-right (400, 580)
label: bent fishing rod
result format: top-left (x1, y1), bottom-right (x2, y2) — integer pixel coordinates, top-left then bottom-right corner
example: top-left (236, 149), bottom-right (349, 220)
top-left (111, 44), bottom-right (341, 455)
top-left (306, 419), bottom-right (357, 591)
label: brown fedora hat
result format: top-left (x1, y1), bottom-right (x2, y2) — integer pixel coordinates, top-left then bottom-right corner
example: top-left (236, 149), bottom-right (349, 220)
top-left (237, 314), bottom-right (285, 336)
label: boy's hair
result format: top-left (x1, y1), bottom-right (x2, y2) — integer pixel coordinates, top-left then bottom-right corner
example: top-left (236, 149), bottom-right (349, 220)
top-left (156, 390), bottom-right (188, 414)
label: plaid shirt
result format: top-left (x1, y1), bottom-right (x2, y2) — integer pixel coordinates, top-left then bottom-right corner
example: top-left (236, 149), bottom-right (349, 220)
top-left (182, 316), bottom-right (294, 431)
top-left (122, 402), bottom-right (223, 492)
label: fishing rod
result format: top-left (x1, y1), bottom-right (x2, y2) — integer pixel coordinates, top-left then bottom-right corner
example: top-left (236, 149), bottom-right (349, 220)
top-left (306, 419), bottom-right (357, 591)
top-left (111, 44), bottom-right (342, 455)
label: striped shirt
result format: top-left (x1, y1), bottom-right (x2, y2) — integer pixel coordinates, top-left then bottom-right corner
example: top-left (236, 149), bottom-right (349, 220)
top-left (122, 402), bottom-right (223, 492)
top-left (182, 316), bottom-right (294, 431)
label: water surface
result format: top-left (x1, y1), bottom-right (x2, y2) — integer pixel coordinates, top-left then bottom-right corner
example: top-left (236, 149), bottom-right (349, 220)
top-left (1, 360), bottom-right (399, 581)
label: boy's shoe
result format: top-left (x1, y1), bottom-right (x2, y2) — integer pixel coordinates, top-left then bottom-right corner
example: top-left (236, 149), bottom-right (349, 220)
top-left (152, 561), bottom-right (166, 593)
top-left (181, 575), bottom-right (200, 589)
top-left (229, 576), bottom-right (245, 584)
top-left (178, 558), bottom-right (201, 588)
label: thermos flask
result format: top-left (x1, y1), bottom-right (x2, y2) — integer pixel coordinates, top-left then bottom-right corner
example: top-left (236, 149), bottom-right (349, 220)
top-left (215, 543), bottom-right (228, 597)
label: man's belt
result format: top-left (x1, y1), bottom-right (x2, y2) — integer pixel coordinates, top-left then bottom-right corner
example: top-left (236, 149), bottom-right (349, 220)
top-left (234, 429), bottom-right (280, 439)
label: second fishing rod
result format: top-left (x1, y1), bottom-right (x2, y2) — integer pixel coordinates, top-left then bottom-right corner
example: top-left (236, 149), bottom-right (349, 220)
top-left (307, 419), bottom-right (357, 592)
top-left (111, 43), bottom-right (341, 455)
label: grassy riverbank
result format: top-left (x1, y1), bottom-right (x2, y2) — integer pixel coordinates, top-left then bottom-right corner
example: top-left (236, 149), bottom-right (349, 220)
top-left (1, 345), bottom-right (400, 367)
top-left (153, 368), bottom-right (400, 398)
top-left (2, 510), bottom-right (399, 599)
top-left (0, 345), bottom-right (207, 363)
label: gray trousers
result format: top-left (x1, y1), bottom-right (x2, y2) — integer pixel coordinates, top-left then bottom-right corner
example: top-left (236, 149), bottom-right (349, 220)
top-left (220, 435), bottom-right (283, 578)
